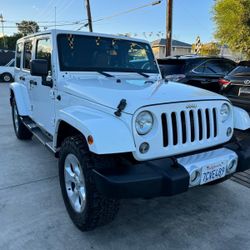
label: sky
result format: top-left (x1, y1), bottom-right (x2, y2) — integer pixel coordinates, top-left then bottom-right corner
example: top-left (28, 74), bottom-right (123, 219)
top-left (0, 0), bottom-right (216, 44)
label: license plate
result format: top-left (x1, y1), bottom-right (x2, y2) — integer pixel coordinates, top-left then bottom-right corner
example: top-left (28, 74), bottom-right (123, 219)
top-left (239, 87), bottom-right (250, 96)
top-left (200, 161), bottom-right (227, 185)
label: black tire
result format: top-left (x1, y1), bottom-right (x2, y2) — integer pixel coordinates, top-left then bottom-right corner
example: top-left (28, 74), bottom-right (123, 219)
top-left (59, 135), bottom-right (120, 231)
top-left (2, 73), bottom-right (13, 83)
top-left (11, 99), bottom-right (32, 140)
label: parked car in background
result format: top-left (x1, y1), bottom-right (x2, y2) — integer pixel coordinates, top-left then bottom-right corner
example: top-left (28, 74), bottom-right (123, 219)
top-left (220, 61), bottom-right (250, 113)
top-left (0, 49), bottom-right (15, 66)
top-left (0, 58), bottom-right (15, 82)
top-left (158, 56), bottom-right (236, 93)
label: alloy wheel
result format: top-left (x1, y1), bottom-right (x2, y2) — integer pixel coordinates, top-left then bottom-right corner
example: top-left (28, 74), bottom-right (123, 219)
top-left (64, 154), bottom-right (86, 213)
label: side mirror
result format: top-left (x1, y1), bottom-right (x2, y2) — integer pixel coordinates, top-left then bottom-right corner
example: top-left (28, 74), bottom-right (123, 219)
top-left (30, 59), bottom-right (52, 87)
top-left (30, 59), bottom-right (48, 77)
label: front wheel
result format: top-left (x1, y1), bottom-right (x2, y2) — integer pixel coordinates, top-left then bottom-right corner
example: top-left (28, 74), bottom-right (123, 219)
top-left (2, 73), bottom-right (13, 82)
top-left (59, 135), bottom-right (120, 231)
top-left (11, 99), bottom-right (32, 140)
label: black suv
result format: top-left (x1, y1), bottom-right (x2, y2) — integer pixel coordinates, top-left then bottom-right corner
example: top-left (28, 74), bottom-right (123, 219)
top-left (158, 56), bottom-right (236, 93)
top-left (220, 61), bottom-right (250, 113)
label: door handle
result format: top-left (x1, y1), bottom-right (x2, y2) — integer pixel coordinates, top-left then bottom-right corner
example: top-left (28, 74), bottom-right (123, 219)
top-left (19, 76), bottom-right (25, 81)
top-left (30, 80), bottom-right (37, 86)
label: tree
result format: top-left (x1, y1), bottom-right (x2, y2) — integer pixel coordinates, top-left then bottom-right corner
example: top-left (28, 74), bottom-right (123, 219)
top-left (0, 33), bottom-right (22, 50)
top-left (200, 42), bottom-right (220, 56)
top-left (213, 0), bottom-right (250, 59)
top-left (16, 20), bottom-right (39, 36)
top-left (191, 42), bottom-right (220, 56)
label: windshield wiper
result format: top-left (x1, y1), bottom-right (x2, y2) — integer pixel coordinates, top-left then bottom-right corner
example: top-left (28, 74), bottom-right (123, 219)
top-left (129, 70), bottom-right (150, 78)
top-left (97, 70), bottom-right (150, 78)
top-left (97, 71), bottom-right (114, 77)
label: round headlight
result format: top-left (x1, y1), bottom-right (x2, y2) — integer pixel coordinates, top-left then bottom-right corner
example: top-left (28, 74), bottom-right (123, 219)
top-left (135, 111), bottom-right (154, 135)
top-left (220, 103), bottom-right (230, 122)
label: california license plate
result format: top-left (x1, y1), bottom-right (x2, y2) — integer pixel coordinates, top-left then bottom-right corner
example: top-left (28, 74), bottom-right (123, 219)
top-left (200, 161), bottom-right (227, 185)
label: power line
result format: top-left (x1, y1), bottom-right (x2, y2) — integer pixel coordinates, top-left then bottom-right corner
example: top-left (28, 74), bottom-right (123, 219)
top-left (2, 0), bottom-right (162, 32)
top-left (3, 20), bottom-right (85, 29)
top-left (96, 0), bottom-right (161, 22)
top-left (78, 0), bottom-right (162, 30)
top-left (35, 0), bottom-right (57, 20)
top-left (3, 19), bottom-right (87, 24)
top-left (56, 0), bottom-right (75, 18)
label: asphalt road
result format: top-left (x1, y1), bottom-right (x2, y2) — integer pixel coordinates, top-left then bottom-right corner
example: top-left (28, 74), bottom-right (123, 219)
top-left (1, 82), bottom-right (250, 250)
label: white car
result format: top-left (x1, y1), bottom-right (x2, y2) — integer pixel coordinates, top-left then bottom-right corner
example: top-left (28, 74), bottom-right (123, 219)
top-left (10, 30), bottom-right (250, 231)
top-left (0, 58), bottom-right (14, 82)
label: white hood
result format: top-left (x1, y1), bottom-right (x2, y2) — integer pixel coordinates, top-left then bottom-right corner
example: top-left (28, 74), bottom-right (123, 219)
top-left (63, 76), bottom-right (228, 114)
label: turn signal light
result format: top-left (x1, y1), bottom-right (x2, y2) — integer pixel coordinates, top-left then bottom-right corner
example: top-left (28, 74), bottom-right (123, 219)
top-left (87, 135), bottom-right (94, 145)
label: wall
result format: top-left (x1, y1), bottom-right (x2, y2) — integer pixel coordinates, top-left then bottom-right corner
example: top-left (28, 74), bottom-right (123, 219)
top-left (152, 46), bottom-right (192, 58)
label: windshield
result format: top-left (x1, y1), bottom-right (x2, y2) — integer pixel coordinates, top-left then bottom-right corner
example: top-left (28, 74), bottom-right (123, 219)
top-left (57, 34), bottom-right (158, 73)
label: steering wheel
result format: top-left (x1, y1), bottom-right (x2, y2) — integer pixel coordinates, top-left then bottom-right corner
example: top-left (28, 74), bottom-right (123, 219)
top-left (141, 62), bottom-right (151, 70)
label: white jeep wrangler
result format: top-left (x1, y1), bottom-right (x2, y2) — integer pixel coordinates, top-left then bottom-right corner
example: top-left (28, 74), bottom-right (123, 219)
top-left (10, 30), bottom-right (250, 231)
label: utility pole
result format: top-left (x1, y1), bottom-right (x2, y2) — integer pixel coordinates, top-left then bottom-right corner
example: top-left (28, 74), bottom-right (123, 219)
top-left (0, 14), bottom-right (6, 48)
top-left (85, 0), bottom-right (93, 32)
top-left (165, 0), bottom-right (173, 57)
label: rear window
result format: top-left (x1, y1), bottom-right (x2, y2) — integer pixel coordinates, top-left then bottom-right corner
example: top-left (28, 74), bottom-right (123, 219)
top-left (229, 66), bottom-right (250, 76)
top-left (195, 59), bottom-right (236, 75)
top-left (158, 60), bottom-right (186, 76)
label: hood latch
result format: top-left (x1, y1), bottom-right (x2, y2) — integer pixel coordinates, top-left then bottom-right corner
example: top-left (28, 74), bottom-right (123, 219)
top-left (114, 99), bottom-right (127, 117)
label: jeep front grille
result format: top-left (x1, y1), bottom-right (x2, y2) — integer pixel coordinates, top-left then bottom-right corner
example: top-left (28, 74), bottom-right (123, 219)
top-left (161, 108), bottom-right (218, 147)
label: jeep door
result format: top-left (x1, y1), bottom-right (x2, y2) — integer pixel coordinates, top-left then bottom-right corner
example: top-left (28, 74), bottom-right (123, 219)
top-left (25, 36), bottom-right (55, 134)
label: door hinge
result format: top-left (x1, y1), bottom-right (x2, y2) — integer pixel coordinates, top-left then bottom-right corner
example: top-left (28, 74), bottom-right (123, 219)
top-left (50, 90), bottom-right (55, 99)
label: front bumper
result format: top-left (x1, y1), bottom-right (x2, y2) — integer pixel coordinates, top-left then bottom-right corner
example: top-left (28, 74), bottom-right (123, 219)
top-left (93, 131), bottom-right (250, 199)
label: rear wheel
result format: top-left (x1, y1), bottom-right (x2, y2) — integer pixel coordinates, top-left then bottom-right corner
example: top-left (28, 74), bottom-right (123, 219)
top-left (59, 135), bottom-right (120, 231)
top-left (11, 99), bottom-right (32, 140)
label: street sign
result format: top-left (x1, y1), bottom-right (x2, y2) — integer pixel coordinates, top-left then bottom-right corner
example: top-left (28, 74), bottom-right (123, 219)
top-left (194, 36), bottom-right (202, 55)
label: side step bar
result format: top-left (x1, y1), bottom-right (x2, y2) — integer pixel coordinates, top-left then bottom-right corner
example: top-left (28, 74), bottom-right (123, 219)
top-left (21, 117), bottom-right (56, 154)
